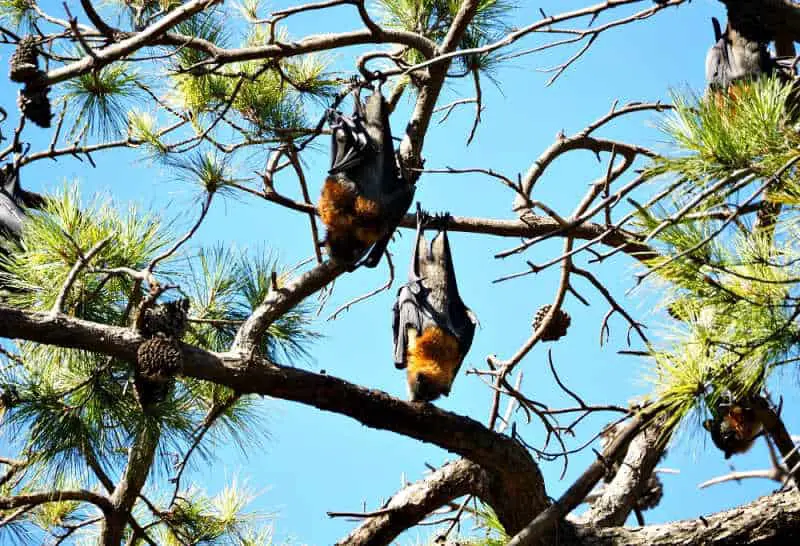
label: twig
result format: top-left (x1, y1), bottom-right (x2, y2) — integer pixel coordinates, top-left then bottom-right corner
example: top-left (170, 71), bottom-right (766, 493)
top-left (50, 237), bottom-right (111, 317)
top-left (327, 252), bottom-right (395, 321)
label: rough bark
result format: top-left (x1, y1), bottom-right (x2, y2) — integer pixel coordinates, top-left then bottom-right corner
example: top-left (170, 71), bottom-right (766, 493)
top-left (568, 489), bottom-right (800, 545)
top-left (581, 420), bottom-right (666, 527)
top-left (0, 305), bottom-right (546, 531)
top-left (507, 412), bottom-right (654, 546)
top-left (337, 458), bottom-right (547, 545)
top-left (99, 425), bottom-right (160, 544)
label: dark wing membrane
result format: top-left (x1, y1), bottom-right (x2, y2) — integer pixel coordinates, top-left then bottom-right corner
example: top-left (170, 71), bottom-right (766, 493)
top-left (454, 304), bottom-right (476, 359)
top-left (392, 285), bottom-right (422, 369)
top-left (361, 186), bottom-right (415, 268)
top-left (327, 109), bottom-right (370, 175)
top-left (0, 167), bottom-right (24, 239)
top-left (706, 37), bottom-right (732, 89)
top-left (355, 89), bottom-right (397, 201)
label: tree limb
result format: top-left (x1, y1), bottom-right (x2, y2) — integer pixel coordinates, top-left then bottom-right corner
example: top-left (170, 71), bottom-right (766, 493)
top-left (568, 489), bottom-right (800, 545)
top-left (0, 305), bottom-right (547, 534)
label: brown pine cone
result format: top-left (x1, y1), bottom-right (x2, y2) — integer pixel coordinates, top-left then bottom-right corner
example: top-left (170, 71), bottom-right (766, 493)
top-left (532, 304), bottom-right (571, 341)
top-left (9, 36), bottom-right (38, 84)
top-left (134, 334), bottom-right (183, 408)
top-left (136, 334), bottom-right (183, 381)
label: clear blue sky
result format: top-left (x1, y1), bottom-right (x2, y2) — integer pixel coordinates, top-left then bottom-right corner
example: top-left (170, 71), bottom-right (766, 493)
top-left (4, 1), bottom-right (800, 544)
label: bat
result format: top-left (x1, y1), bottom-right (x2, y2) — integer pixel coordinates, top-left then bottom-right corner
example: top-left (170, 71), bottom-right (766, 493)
top-left (705, 17), bottom-right (774, 93)
top-left (318, 83), bottom-right (414, 269)
top-left (392, 207), bottom-right (477, 402)
top-left (703, 397), bottom-right (762, 459)
top-left (0, 163), bottom-right (45, 242)
top-left (0, 164), bottom-right (46, 292)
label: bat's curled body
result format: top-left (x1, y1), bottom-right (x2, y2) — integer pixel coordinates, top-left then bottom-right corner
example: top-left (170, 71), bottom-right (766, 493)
top-left (393, 210), bottom-right (476, 402)
top-left (319, 177), bottom-right (383, 262)
top-left (318, 84), bottom-right (414, 268)
top-left (704, 399), bottom-right (762, 459)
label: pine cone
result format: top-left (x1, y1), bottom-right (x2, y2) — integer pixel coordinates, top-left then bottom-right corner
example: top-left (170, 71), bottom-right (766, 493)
top-left (532, 304), bottom-right (571, 341)
top-left (140, 299), bottom-right (189, 339)
top-left (134, 334), bottom-right (183, 408)
top-left (9, 36), bottom-right (39, 84)
top-left (136, 334), bottom-right (183, 381)
top-left (18, 75), bottom-right (52, 129)
top-left (637, 473), bottom-right (663, 511)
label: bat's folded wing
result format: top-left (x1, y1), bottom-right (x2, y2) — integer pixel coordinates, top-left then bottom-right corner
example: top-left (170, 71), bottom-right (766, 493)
top-left (392, 284), bottom-right (423, 369)
top-left (0, 195), bottom-right (24, 239)
top-left (327, 110), bottom-right (371, 175)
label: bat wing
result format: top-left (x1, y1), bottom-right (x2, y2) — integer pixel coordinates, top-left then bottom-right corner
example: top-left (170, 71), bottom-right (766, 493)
top-left (437, 226), bottom-right (477, 361)
top-left (360, 185), bottom-right (415, 268)
top-left (706, 37), bottom-right (732, 90)
top-left (392, 284), bottom-right (423, 369)
top-left (0, 166), bottom-right (24, 239)
top-left (327, 107), bottom-right (371, 176)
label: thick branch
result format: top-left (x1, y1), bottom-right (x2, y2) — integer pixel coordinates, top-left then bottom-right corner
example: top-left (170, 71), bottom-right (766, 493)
top-left (396, 215), bottom-right (656, 262)
top-left (231, 259), bottom-right (345, 355)
top-left (581, 420), bottom-right (665, 527)
top-left (42, 0), bottom-right (221, 87)
top-left (568, 489), bottom-right (800, 545)
top-left (337, 458), bottom-right (546, 545)
top-left (0, 306), bottom-right (546, 522)
top-left (508, 410), bottom-right (655, 546)
top-left (0, 490), bottom-right (111, 513)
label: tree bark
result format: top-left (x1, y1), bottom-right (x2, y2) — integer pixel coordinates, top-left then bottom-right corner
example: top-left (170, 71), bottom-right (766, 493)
top-left (336, 458), bottom-right (546, 545)
top-left (0, 305), bottom-right (547, 533)
top-left (568, 489), bottom-right (800, 545)
top-left (581, 420), bottom-right (666, 527)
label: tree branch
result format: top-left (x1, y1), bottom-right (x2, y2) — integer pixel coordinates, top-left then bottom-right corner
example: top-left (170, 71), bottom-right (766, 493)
top-left (568, 489), bottom-right (800, 545)
top-left (0, 490), bottom-right (111, 513)
top-left (0, 305), bottom-right (547, 534)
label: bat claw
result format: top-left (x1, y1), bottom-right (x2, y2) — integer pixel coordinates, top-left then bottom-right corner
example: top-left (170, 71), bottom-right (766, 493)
top-left (415, 202), bottom-right (433, 229)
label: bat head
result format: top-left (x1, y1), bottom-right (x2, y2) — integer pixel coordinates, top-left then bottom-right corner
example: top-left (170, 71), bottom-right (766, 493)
top-left (408, 371), bottom-right (448, 403)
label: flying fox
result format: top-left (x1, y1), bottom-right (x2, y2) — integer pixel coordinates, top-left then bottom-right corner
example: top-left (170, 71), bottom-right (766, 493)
top-left (318, 83), bottom-right (414, 269)
top-left (0, 164), bottom-right (46, 292)
top-left (392, 208), bottom-right (476, 402)
top-left (704, 396), bottom-right (763, 459)
top-left (706, 17), bottom-right (774, 93)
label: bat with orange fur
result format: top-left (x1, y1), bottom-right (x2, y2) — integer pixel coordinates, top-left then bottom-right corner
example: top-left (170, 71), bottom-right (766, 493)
top-left (392, 207), bottom-right (477, 402)
top-left (703, 395), bottom-right (763, 459)
top-left (318, 83), bottom-right (414, 269)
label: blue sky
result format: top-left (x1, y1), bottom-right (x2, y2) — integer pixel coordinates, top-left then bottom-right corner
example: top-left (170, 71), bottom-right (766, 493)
top-left (3, 0), bottom-right (800, 544)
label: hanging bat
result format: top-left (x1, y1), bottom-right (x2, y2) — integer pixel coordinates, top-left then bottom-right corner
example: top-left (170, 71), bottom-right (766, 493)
top-left (392, 208), bottom-right (477, 402)
top-left (705, 17), bottom-right (774, 93)
top-left (0, 163), bottom-right (45, 241)
top-left (1, 164), bottom-right (47, 290)
top-left (703, 396), bottom-right (762, 459)
top-left (318, 83), bottom-right (414, 269)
